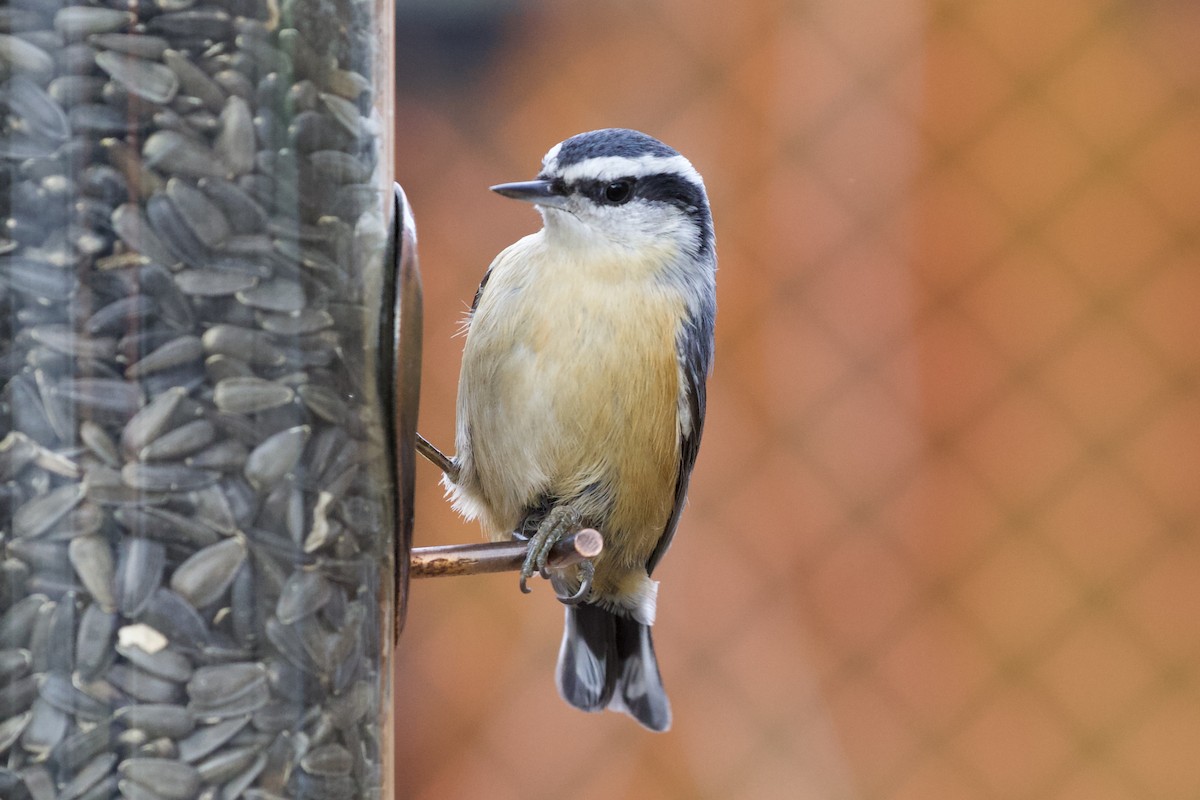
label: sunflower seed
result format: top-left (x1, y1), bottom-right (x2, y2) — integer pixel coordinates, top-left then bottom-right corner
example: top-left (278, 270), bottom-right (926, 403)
top-left (13, 482), bottom-right (86, 539)
top-left (75, 604), bottom-right (118, 680)
top-left (197, 179), bottom-right (269, 237)
top-left (288, 770), bottom-right (355, 800)
top-left (186, 485), bottom-right (240, 534)
top-left (121, 387), bottom-right (187, 457)
top-left (54, 378), bottom-right (144, 420)
top-left (215, 96), bottom-right (255, 177)
top-left (0, 711), bottom-right (31, 757)
top-left (137, 589), bottom-right (210, 651)
top-left (51, 722), bottom-right (115, 775)
top-left (34, 596), bottom-right (76, 674)
top-left (29, 324), bottom-right (118, 360)
top-left (117, 641), bottom-right (193, 684)
top-left (38, 673), bottom-right (110, 722)
top-left (300, 742), bottom-right (352, 777)
top-left (176, 716), bottom-right (248, 764)
top-left (122, 463), bottom-right (218, 493)
top-left (80, 421), bottom-right (121, 467)
top-left (213, 377), bottom-right (295, 416)
top-left (33, 499), bottom-right (98, 542)
top-left (22, 697), bottom-right (68, 756)
top-left (58, 752), bottom-right (117, 800)
top-left (33, 369), bottom-right (73, 442)
top-left (204, 355), bottom-right (253, 384)
top-left (185, 439), bottom-right (249, 471)
top-left (196, 743), bottom-right (261, 784)
top-left (236, 277), bottom-right (305, 314)
top-left (111, 203), bottom-right (176, 267)
top-left (175, 270), bottom-right (258, 297)
top-left (88, 33), bottom-right (170, 60)
top-left (15, 766), bottom-right (54, 800)
top-left (296, 383), bottom-right (351, 427)
top-left (275, 570), bottom-right (332, 626)
top-left (125, 335), bottom-right (204, 379)
top-left (149, 7), bottom-right (232, 40)
top-left (107, 663), bottom-right (181, 705)
top-left (0, 596), bottom-right (45, 650)
top-left (0, 35), bottom-right (55, 85)
top-left (68, 536), bottom-right (117, 612)
top-left (0, 256), bottom-right (77, 302)
top-left (0, 649), bottom-right (31, 685)
top-left (0, 7), bottom-right (40, 33)
top-left (170, 536), bottom-right (246, 610)
top-left (139, 419), bottom-right (215, 461)
top-left (148, 193), bottom-right (210, 267)
top-left (258, 308), bottom-right (335, 336)
top-left (95, 51), bottom-right (179, 105)
top-left (326, 680), bottom-right (371, 731)
top-left (143, 131), bottom-right (226, 180)
top-left (244, 425), bottom-right (309, 489)
top-left (159, 49), bottom-right (224, 110)
top-left (53, 7), bottom-right (134, 40)
top-left (85, 296), bottom-right (156, 338)
top-left (117, 705), bottom-right (196, 740)
top-left (7, 76), bottom-right (69, 142)
top-left (201, 325), bottom-right (286, 367)
top-left (228, 562), bottom-right (257, 649)
top-left (0, 431), bottom-right (39, 481)
top-left (308, 150), bottom-right (372, 186)
top-left (167, 178), bottom-right (232, 248)
top-left (110, 538), bottom-right (165, 619)
top-left (263, 618), bottom-right (316, 676)
top-left (71, 102), bottom-right (151, 135)
top-left (0, 673), bottom-right (38, 721)
top-left (221, 750), bottom-right (269, 798)
top-left (187, 662), bottom-right (267, 716)
top-left (119, 758), bottom-right (201, 800)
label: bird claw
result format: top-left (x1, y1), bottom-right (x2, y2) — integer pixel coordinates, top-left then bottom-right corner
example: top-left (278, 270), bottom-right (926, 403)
top-left (518, 505), bottom-right (582, 594)
top-left (556, 560), bottom-right (594, 606)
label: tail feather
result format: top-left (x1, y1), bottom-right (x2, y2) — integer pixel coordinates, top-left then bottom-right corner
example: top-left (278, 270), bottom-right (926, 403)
top-left (556, 604), bottom-right (671, 732)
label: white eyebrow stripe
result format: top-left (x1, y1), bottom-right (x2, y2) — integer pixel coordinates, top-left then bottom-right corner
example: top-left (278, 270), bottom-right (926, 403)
top-left (541, 141), bottom-right (563, 168)
top-left (553, 154), bottom-right (704, 188)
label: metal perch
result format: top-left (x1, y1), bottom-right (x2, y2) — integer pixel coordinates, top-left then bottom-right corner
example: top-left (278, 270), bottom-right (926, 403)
top-left (411, 528), bottom-right (604, 579)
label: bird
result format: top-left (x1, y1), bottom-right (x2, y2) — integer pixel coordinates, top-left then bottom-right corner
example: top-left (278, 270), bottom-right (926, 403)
top-left (437, 128), bottom-right (715, 731)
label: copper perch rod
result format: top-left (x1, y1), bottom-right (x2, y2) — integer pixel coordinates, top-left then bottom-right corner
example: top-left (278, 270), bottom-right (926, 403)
top-left (411, 528), bottom-right (604, 579)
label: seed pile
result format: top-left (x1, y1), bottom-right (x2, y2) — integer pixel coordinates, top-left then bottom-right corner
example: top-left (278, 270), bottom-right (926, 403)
top-left (0, 1), bottom-right (393, 798)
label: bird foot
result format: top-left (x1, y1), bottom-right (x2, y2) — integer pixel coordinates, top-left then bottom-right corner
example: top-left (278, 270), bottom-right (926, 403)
top-left (555, 560), bottom-right (594, 605)
top-left (519, 505), bottom-right (582, 594)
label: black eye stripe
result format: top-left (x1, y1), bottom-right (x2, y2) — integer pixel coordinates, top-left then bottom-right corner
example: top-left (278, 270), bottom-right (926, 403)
top-left (634, 173), bottom-right (706, 209)
top-left (567, 173), bottom-right (706, 210)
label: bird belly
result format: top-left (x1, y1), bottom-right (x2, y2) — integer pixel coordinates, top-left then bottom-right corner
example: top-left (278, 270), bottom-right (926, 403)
top-left (457, 257), bottom-right (684, 587)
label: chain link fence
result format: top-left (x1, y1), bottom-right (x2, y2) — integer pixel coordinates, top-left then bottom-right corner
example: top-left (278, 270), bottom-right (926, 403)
top-left (393, 0), bottom-right (1200, 797)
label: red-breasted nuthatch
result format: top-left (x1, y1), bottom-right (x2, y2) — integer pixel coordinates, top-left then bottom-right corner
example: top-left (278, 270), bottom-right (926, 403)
top-left (444, 128), bottom-right (715, 731)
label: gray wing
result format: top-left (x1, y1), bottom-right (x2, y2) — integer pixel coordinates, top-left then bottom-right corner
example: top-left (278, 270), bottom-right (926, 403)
top-left (646, 291), bottom-right (715, 575)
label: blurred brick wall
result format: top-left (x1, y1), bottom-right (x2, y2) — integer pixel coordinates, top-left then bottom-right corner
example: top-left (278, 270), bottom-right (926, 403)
top-left (393, 1), bottom-right (1200, 798)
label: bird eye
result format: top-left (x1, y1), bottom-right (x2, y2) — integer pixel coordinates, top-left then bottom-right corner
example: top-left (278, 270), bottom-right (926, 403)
top-left (603, 180), bottom-right (633, 204)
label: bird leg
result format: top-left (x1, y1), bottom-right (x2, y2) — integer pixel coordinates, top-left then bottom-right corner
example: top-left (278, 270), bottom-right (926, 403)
top-left (519, 505), bottom-right (582, 594)
top-left (416, 433), bottom-right (458, 483)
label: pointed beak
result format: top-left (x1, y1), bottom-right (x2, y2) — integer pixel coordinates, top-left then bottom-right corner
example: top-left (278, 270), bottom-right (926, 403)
top-left (490, 179), bottom-right (570, 210)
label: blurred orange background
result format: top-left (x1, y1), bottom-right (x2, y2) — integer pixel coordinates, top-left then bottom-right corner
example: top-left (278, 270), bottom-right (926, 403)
top-left (392, 1), bottom-right (1200, 798)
